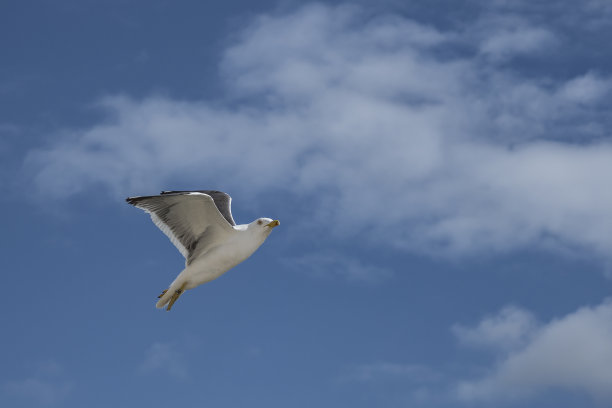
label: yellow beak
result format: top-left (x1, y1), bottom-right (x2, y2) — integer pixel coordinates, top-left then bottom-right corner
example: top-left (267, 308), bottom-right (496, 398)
top-left (265, 220), bottom-right (280, 228)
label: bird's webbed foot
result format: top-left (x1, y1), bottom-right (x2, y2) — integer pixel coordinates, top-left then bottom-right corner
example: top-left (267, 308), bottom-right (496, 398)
top-left (166, 284), bottom-right (187, 311)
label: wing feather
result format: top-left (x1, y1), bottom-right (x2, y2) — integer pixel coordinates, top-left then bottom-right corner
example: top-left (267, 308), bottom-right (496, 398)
top-left (126, 192), bottom-right (234, 260)
top-left (160, 190), bottom-right (236, 226)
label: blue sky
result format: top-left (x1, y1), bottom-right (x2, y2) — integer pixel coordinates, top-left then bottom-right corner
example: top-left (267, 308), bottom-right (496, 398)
top-left (2, 0), bottom-right (612, 407)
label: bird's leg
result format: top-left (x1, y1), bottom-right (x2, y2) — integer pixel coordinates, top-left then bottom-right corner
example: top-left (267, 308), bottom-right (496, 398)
top-left (166, 283), bottom-right (187, 311)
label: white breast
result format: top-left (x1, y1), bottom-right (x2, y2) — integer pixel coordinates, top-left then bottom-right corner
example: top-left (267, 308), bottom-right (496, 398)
top-left (183, 228), bottom-right (268, 289)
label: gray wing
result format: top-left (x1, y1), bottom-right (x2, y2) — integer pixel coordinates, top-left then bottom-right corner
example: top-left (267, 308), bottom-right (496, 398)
top-left (160, 190), bottom-right (236, 226)
top-left (126, 192), bottom-right (234, 264)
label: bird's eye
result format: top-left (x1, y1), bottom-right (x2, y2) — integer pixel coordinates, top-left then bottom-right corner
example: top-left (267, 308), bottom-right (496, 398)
top-left (257, 220), bottom-right (263, 225)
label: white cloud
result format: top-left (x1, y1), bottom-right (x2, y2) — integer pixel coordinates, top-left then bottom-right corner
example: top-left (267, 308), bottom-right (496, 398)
top-left (558, 72), bottom-right (612, 104)
top-left (139, 342), bottom-right (187, 380)
top-left (479, 26), bottom-right (557, 61)
top-left (455, 299), bottom-right (612, 403)
top-left (452, 305), bottom-right (539, 351)
top-left (24, 4), bottom-right (612, 263)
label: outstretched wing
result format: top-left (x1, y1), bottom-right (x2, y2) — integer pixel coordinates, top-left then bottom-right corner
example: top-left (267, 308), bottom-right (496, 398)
top-left (161, 190), bottom-right (236, 226)
top-left (126, 192), bottom-right (235, 262)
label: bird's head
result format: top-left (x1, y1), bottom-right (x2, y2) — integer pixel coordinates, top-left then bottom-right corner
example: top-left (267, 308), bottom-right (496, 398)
top-left (250, 217), bottom-right (280, 234)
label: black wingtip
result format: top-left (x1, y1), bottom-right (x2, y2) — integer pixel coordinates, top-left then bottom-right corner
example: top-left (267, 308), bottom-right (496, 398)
top-left (125, 196), bottom-right (141, 205)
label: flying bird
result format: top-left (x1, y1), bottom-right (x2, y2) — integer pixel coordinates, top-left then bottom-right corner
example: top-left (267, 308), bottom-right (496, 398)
top-left (126, 190), bottom-right (280, 310)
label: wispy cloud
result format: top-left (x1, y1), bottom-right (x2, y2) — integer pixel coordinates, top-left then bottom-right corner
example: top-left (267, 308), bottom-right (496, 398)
top-left (282, 252), bottom-right (393, 283)
top-left (557, 71), bottom-right (612, 104)
top-left (139, 342), bottom-right (188, 380)
top-left (454, 299), bottom-right (612, 403)
top-left (339, 361), bottom-right (440, 383)
top-left (3, 378), bottom-right (73, 406)
top-left (474, 15), bottom-right (558, 62)
top-left (336, 361), bottom-right (445, 406)
top-left (477, 0), bottom-right (612, 23)
top-left (2, 360), bottom-right (72, 406)
top-left (24, 4), bottom-right (612, 263)
top-left (452, 305), bottom-right (539, 351)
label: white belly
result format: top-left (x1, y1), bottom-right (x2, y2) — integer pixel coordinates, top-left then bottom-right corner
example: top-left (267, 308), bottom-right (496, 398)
top-left (182, 239), bottom-right (262, 289)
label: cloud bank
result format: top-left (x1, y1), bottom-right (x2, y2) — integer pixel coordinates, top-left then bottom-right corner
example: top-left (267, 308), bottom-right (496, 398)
top-left (26, 4), bottom-right (612, 260)
top-left (455, 300), bottom-right (612, 403)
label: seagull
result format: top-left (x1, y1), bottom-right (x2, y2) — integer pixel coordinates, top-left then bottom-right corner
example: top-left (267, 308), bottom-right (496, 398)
top-left (126, 190), bottom-right (280, 311)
